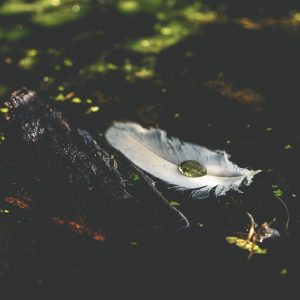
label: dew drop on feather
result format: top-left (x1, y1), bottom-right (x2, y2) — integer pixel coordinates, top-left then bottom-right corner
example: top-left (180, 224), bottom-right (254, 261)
top-left (178, 160), bottom-right (207, 177)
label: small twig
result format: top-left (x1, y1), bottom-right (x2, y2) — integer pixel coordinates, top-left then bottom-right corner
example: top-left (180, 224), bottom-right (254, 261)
top-left (245, 211), bottom-right (255, 228)
top-left (245, 212), bottom-right (256, 239)
top-left (275, 196), bottom-right (290, 233)
top-left (247, 249), bottom-right (254, 260)
top-left (244, 212), bottom-right (256, 259)
top-left (133, 165), bottom-right (190, 230)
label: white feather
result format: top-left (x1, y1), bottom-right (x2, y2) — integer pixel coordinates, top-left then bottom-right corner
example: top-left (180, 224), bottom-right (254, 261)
top-left (105, 122), bottom-right (261, 198)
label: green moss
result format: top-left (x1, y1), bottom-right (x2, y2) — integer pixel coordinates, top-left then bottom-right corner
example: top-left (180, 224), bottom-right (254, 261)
top-left (71, 97), bottom-right (81, 104)
top-left (0, 108), bottom-right (9, 114)
top-left (130, 173), bottom-right (141, 182)
top-left (57, 85), bottom-right (65, 92)
top-left (18, 49), bottom-right (39, 70)
top-left (1, 0), bottom-right (89, 27)
top-left (79, 57), bottom-right (155, 82)
top-left (47, 48), bottom-right (61, 58)
top-left (32, 4), bottom-right (88, 27)
top-left (273, 188), bottom-right (283, 197)
top-left (54, 64), bottom-right (61, 71)
top-left (129, 21), bottom-right (191, 53)
top-left (0, 25), bottom-right (30, 41)
top-left (127, 2), bottom-right (216, 53)
top-left (85, 106), bottom-right (100, 114)
top-left (0, 85), bottom-right (9, 98)
top-left (117, 0), bottom-right (140, 14)
top-left (272, 185), bottom-right (283, 197)
top-left (54, 93), bottom-right (66, 102)
top-left (116, 0), bottom-right (173, 14)
top-left (63, 58), bottom-right (74, 68)
top-left (123, 58), bottom-right (156, 81)
top-left (0, 0), bottom-right (48, 15)
top-left (181, 3), bottom-right (217, 24)
top-left (80, 62), bottom-right (118, 76)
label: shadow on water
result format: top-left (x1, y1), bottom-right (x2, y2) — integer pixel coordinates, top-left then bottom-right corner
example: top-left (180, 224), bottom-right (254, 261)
top-left (0, 0), bottom-right (300, 298)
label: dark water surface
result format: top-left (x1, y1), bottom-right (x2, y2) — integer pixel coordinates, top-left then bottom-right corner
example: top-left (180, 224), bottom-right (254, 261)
top-left (0, 0), bottom-right (300, 298)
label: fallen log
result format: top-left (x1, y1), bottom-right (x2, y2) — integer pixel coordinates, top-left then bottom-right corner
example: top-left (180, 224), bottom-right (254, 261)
top-left (2, 87), bottom-right (188, 241)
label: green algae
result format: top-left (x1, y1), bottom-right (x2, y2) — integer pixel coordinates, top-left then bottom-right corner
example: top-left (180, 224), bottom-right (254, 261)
top-left (127, 2), bottom-right (217, 53)
top-left (1, 0), bottom-right (89, 27)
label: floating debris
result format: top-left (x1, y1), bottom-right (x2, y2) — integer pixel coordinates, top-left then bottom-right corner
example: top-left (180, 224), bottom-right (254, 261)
top-left (226, 212), bottom-right (280, 259)
top-left (85, 106), bottom-right (100, 114)
top-left (226, 236), bottom-right (267, 255)
top-left (130, 241), bottom-right (138, 246)
top-left (280, 268), bottom-right (288, 275)
top-left (0, 133), bottom-right (5, 142)
top-left (52, 216), bottom-right (106, 242)
top-left (4, 196), bottom-right (31, 210)
top-left (196, 223), bottom-right (204, 228)
top-left (284, 144), bottom-right (292, 150)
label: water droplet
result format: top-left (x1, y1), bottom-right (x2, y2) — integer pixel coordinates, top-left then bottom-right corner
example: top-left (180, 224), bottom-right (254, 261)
top-left (178, 160), bottom-right (207, 177)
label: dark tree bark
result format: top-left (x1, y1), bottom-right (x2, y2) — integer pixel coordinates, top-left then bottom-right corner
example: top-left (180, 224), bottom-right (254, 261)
top-left (2, 87), bottom-right (188, 239)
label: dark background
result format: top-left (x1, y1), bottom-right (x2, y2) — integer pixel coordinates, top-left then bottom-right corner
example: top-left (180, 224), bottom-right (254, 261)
top-left (0, 0), bottom-right (300, 298)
